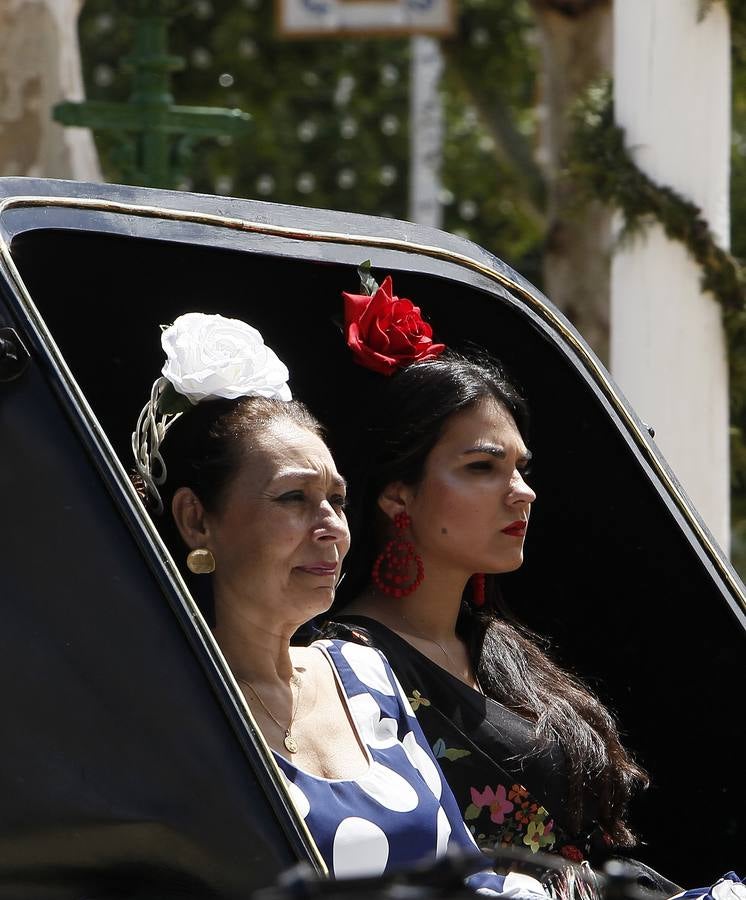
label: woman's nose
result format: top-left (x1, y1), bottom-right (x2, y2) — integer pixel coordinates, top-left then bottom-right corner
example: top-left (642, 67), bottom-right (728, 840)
top-left (314, 502), bottom-right (349, 543)
top-left (509, 471), bottom-right (536, 506)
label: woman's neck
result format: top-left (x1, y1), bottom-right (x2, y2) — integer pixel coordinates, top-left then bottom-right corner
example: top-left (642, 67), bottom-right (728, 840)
top-left (347, 556), bottom-right (469, 644)
top-left (212, 591), bottom-right (298, 684)
top-left (343, 563), bottom-right (483, 690)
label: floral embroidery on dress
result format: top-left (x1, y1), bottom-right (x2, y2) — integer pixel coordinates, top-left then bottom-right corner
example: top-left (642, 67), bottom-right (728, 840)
top-left (464, 783), bottom-right (559, 855)
top-left (466, 785), bottom-right (514, 824)
top-left (508, 784), bottom-right (529, 804)
top-left (432, 738), bottom-right (471, 762)
top-left (408, 689), bottom-right (431, 711)
top-left (523, 809), bottom-right (555, 852)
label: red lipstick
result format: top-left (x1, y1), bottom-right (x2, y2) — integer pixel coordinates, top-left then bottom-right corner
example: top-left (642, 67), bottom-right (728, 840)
top-left (501, 521), bottom-right (527, 537)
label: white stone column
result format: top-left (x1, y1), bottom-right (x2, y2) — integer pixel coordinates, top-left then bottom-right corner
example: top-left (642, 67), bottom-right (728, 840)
top-left (0, 0), bottom-right (101, 180)
top-left (408, 36), bottom-right (443, 228)
top-left (611, 0), bottom-right (730, 549)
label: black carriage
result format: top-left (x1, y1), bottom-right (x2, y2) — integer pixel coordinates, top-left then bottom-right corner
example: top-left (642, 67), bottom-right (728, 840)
top-left (0, 177), bottom-right (743, 898)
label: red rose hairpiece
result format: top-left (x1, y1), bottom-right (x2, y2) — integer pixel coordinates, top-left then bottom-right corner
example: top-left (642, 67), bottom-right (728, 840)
top-left (342, 261), bottom-right (446, 375)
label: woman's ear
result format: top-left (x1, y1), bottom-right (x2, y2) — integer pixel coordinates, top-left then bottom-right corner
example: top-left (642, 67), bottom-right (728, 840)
top-left (377, 482), bottom-right (412, 522)
top-left (171, 487), bottom-right (211, 550)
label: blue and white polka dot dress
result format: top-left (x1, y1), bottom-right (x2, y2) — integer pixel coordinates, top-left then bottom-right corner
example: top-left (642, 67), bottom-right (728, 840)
top-left (274, 640), bottom-right (545, 897)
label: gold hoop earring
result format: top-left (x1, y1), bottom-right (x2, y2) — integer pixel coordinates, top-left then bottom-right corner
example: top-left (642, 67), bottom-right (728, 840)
top-left (186, 548), bottom-right (215, 574)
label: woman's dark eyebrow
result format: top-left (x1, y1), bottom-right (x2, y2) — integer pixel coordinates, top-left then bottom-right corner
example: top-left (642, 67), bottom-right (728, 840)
top-left (463, 445), bottom-right (533, 462)
top-left (463, 445), bottom-right (506, 458)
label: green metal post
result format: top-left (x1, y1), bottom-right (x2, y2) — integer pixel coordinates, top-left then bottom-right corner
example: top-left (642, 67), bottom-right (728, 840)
top-left (54, 0), bottom-right (251, 189)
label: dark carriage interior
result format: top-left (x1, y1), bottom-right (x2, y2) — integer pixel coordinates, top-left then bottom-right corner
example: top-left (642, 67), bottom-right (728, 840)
top-left (7, 226), bottom-right (745, 886)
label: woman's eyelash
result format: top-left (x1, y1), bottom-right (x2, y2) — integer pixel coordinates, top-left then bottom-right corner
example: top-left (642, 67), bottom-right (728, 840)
top-left (276, 490), bottom-right (347, 508)
top-left (277, 490), bottom-right (305, 502)
top-left (465, 461), bottom-right (532, 477)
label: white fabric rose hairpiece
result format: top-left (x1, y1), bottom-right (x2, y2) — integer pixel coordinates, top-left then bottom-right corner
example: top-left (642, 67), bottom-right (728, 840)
top-left (161, 312), bottom-right (292, 404)
top-left (132, 312), bottom-right (292, 514)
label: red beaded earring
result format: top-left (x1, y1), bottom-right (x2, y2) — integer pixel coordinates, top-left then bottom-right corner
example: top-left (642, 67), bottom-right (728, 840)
top-left (371, 511), bottom-right (424, 598)
top-left (471, 573), bottom-right (486, 607)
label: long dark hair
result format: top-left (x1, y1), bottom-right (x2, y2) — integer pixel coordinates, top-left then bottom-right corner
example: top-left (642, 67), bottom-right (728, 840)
top-left (331, 351), bottom-right (648, 845)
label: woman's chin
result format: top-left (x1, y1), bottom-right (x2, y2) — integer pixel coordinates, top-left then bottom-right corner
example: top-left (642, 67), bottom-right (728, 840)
top-left (309, 585), bottom-right (338, 612)
top-left (286, 588), bottom-right (336, 625)
top-left (486, 552), bottom-right (525, 574)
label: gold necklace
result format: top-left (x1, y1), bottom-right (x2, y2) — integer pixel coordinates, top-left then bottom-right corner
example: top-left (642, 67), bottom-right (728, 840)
top-left (238, 673), bottom-right (302, 753)
top-left (398, 612), bottom-right (484, 695)
top-left (398, 612), bottom-right (453, 662)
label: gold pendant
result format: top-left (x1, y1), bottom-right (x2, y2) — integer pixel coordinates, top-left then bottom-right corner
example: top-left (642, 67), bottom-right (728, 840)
top-left (284, 732), bottom-right (298, 753)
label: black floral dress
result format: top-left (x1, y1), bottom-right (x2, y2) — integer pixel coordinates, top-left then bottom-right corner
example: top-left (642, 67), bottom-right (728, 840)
top-left (329, 617), bottom-right (729, 899)
top-left (332, 616), bottom-right (597, 863)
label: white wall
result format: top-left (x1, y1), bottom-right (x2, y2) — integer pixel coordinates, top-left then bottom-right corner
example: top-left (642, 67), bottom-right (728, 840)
top-left (0, 0), bottom-right (101, 180)
top-left (611, 0), bottom-right (730, 550)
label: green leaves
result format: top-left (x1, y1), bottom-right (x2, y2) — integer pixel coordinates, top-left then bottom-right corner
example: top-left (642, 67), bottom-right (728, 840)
top-left (432, 737), bottom-right (471, 762)
top-left (356, 259), bottom-right (380, 296)
top-left (569, 77), bottom-right (746, 315)
top-left (443, 747), bottom-right (472, 761)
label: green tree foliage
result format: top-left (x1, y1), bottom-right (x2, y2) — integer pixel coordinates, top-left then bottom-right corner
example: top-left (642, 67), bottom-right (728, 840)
top-left (78, 0), bottom-right (543, 281)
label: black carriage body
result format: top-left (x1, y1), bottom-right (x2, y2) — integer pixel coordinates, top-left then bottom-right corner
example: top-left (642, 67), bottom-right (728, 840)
top-left (0, 178), bottom-right (743, 896)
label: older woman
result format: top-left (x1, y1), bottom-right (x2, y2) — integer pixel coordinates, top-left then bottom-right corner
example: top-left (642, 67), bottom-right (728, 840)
top-left (325, 267), bottom-right (743, 899)
top-left (130, 312), bottom-right (546, 895)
